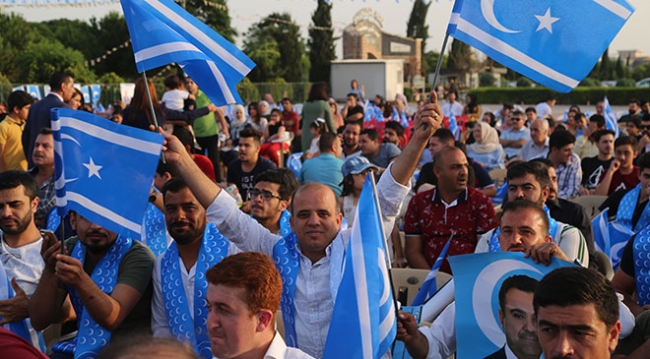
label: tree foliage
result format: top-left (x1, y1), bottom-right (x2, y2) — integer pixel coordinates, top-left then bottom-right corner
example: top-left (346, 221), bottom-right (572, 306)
top-left (447, 38), bottom-right (472, 73)
top-left (308, 0), bottom-right (335, 83)
top-left (406, 0), bottom-right (430, 61)
top-left (19, 40), bottom-right (96, 83)
top-left (0, 12), bottom-right (38, 80)
top-left (176, 0), bottom-right (236, 42)
top-left (244, 13), bottom-right (305, 82)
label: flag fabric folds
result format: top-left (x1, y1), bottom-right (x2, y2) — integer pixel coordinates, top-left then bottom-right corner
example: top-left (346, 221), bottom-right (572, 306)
top-left (591, 208), bottom-right (634, 271)
top-left (323, 175), bottom-right (396, 359)
top-left (52, 108), bottom-right (164, 239)
top-left (120, 0), bottom-right (255, 105)
top-left (446, 0), bottom-right (634, 93)
top-left (411, 237), bottom-right (451, 306)
top-left (603, 96), bottom-right (620, 138)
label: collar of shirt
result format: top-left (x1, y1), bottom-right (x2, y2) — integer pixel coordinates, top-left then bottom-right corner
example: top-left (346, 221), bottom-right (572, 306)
top-left (432, 188), bottom-right (468, 207)
top-left (49, 92), bottom-right (64, 102)
top-left (534, 137), bottom-right (550, 150)
top-left (264, 332), bottom-right (290, 359)
top-left (504, 344), bottom-right (519, 359)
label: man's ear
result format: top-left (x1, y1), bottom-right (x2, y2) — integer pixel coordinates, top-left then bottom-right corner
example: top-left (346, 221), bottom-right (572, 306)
top-left (256, 309), bottom-right (274, 333)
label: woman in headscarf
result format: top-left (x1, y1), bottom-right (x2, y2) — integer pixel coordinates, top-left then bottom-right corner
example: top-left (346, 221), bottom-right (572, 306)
top-left (466, 122), bottom-right (506, 171)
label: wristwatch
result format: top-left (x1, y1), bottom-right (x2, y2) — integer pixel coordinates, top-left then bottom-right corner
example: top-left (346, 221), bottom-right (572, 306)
top-left (149, 191), bottom-right (157, 203)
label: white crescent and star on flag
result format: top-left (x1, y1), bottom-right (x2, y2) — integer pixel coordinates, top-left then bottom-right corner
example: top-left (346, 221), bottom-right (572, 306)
top-left (481, 0), bottom-right (560, 34)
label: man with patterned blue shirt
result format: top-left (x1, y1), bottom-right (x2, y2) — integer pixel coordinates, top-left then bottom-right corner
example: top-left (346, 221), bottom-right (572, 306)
top-left (151, 178), bottom-right (240, 359)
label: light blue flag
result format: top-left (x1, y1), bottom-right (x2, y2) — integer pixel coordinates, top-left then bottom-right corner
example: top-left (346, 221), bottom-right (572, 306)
top-left (26, 85), bottom-right (42, 100)
top-left (11, 86), bottom-right (25, 93)
top-left (90, 84), bottom-right (102, 108)
top-left (364, 100), bottom-right (374, 122)
top-left (411, 237), bottom-right (452, 306)
top-left (51, 108), bottom-right (164, 239)
top-left (449, 252), bottom-right (575, 358)
top-left (592, 208), bottom-right (610, 254)
top-left (120, 0), bottom-right (255, 105)
top-left (323, 175), bottom-right (396, 359)
top-left (604, 96), bottom-right (620, 138)
top-left (80, 86), bottom-right (91, 104)
top-left (447, 0), bottom-right (634, 92)
top-left (448, 111), bottom-right (460, 140)
top-left (446, 0), bottom-right (465, 35)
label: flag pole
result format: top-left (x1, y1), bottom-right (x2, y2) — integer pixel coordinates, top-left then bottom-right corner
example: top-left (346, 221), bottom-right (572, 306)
top-left (141, 71), bottom-right (161, 129)
top-left (368, 171), bottom-right (401, 316)
top-left (430, 34), bottom-right (450, 100)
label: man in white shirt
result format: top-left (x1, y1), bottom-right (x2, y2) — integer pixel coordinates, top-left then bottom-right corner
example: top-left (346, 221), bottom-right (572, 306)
top-left (151, 178), bottom-right (239, 359)
top-left (0, 171), bottom-right (50, 348)
top-left (161, 98), bottom-right (443, 357)
top-left (206, 252), bottom-right (313, 359)
top-left (441, 92), bottom-right (463, 118)
top-left (535, 96), bottom-right (556, 121)
top-left (500, 111), bottom-right (531, 159)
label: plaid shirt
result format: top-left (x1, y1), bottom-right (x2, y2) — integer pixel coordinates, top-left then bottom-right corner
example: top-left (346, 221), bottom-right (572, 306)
top-left (556, 152), bottom-right (582, 199)
top-left (28, 167), bottom-right (56, 223)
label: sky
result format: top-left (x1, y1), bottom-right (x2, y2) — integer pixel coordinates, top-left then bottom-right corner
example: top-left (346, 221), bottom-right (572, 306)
top-left (6, 0), bottom-right (650, 62)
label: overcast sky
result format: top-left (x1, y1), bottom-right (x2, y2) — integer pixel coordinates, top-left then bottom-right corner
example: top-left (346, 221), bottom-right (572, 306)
top-left (8, 0), bottom-right (649, 60)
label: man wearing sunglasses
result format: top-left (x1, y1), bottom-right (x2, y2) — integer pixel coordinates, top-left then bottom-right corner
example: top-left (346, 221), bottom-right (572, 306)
top-left (500, 110), bottom-right (531, 160)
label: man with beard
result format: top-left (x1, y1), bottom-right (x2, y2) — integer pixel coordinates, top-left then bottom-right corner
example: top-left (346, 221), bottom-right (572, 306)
top-left (475, 161), bottom-right (589, 267)
top-left (547, 130), bottom-right (582, 199)
top-left (0, 171), bottom-right (51, 348)
top-left (341, 122), bottom-right (361, 159)
top-left (28, 128), bottom-right (56, 228)
top-left (398, 200), bottom-right (571, 358)
top-left (151, 178), bottom-right (239, 359)
top-left (404, 146), bottom-right (498, 274)
top-left (485, 275), bottom-right (540, 359)
top-left (251, 169), bottom-right (299, 236)
top-left (29, 211), bottom-right (155, 358)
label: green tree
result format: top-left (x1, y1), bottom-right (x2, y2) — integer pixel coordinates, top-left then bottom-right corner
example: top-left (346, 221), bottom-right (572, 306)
top-left (244, 13), bottom-right (305, 82)
top-left (479, 72), bottom-right (496, 87)
top-left (0, 12), bottom-right (38, 80)
top-left (615, 56), bottom-right (625, 79)
top-left (18, 40), bottom-right (96, 83)
top-left (406, 0), bottom-right (430, 62)
top-left (424, 51), bottom-right (447, 75)
top-left (447, 38), bottom-right (472, 73)
top-left (34, 19), bottom-right (98, 59)
top-left (599, 49), bottom-right (611, 80)
top-left (246, 41), bottom-right (282, 82)
top-left (176, 0), bottom-right (236, 42)
top-left (90, 12), bottom-right (137, 80)
top-left (308, 0), bottom-right (336, 83)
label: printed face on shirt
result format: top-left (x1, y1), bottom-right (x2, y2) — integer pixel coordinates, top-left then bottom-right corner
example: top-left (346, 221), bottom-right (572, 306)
top-left (71, 212), bottom-right (117, 254)
top-left (207, 284), bottom-right (269, 359)
top-left (614, 144), bottom-right (636, 170)
top-left (0, 185), bottom-right (37, 235)
top-left (499, 288), bottom-right (541, 359)
top-left (164, 186), bottom-right (207, 246)
top-left (537, 303), bottom-right (620, 359)
top-left (498, 208), bottom-right (551, 252)
top-left (289, 184), bottom-right (342, 261)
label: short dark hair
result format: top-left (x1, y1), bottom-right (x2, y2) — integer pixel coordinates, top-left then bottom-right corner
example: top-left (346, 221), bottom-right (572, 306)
top-left (254, 168), bottom-right (299, 201)
top-left (172, 126), bottom-right (194, 148)
top-left (7, 90), bottom-right (33, 112)
top-left (637, 152), bottom-right (650, 172)
top-left (206, 252), bottom-right (282, 314)
top-left (156, 159), bottom-right (179, 178)
top-left (307, 82), bottom-right (329, 102)
top-left (385, 121), bottom-right (405, 137)
top-left (549, 130), bottom-right (576, 150)
top-left (281, 97), bottom-right (291, 104)
top-left (589, 114), bottom-right (606, 128)
top-left (507, 161), bottom-right (551, 190)
top-left (529, 157), bottom-right (555, 169)
top-left (360, 128), bottom-right (380, 142)
top-left (239, 128), bottom-right (262, 143)
top-left (642, 113), bottom-right (650, 123)
top-left (161, 177), bottom-right (189, 198)
top-left (49, 72), bottom-right (73, 91)
top-left (38, 127), bottom-right (53, 136)
top-left (630, 98), bottom-right (641, 107)
top-left (614, 135), bottom-right (637, 150)
top-left (432, 128), bottom-right (455, 145)
top-left (594, 129), bottom-right (616, 142)
top-left (501, 199), bottom-right (550, 234)
top-left (627, 117), bottom-right (642, 129)
top-left (0, 170), bottom-right (38, 201)
top-left (511, 110), bottom-right (524, 118)
top-left (347, 93), bottom-right (359, 100)
top-left (270, 108), bottom-right (282, 117)
top-left (319, 132), bottom-right (338, 153)
top-left (525, 107), bottom-right (537, 114)
top-left (534, 267), bottom-right (619, 328)
top-left (498, 275), bottom-right (539, 312)
top-left (164, 75), bottom-right (182, 90)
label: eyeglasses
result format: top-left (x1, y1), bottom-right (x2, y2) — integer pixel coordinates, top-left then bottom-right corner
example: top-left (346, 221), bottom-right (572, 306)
top-left (247, 188), bottom-right (282, 201)
top-left (511, 117), bottom-right (522, 122)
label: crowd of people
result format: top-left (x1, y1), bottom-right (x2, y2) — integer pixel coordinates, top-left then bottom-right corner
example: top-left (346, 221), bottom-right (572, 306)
top-left (0, 71), bottom-right (649, 358)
